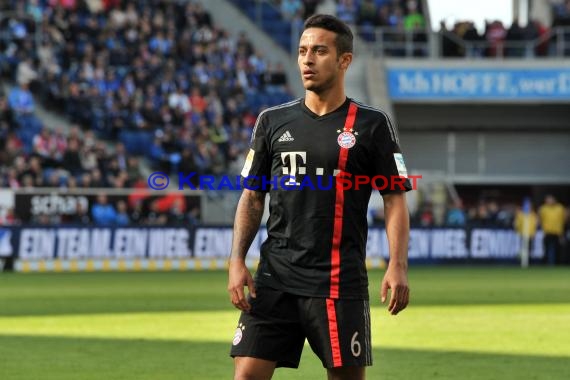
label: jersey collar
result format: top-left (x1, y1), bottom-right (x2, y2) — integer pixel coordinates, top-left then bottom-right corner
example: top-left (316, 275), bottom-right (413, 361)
top-left (301, 97), bottom-right (351, 121)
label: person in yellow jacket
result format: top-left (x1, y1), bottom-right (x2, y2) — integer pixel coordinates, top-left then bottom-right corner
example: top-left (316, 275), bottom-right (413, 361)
top-left (514, 203), bottom-right (538, 261)
top-left (538, 195), bottom-right (566, 265)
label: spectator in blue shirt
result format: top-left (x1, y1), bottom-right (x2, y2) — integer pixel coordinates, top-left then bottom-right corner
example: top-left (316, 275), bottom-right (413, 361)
top-left (446, 199), bottom-right (467, 226)
top-left (115, 200), bottom-right (130, 226)
top-left (91, 193), bottom-right (117, 226)
top-left (8, 83), bottom-right (35, 116)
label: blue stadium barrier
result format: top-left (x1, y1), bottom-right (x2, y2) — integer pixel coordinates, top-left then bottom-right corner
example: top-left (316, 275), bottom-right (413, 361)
top-left (0, 226), bottom-right (547, 269)
top-left (229, 0), bottom-right (292, 51)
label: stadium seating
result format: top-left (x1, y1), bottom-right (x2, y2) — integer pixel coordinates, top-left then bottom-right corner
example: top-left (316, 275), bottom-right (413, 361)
top-left (0, 0), bottom-right (293, 187)
top-left (229, 0), bottom-right (294, 51)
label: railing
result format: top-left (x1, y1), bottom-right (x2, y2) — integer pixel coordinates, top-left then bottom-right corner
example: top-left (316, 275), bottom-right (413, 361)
top-left (354, 27), bottom-right (430, 57)
top-left (435, 27), bottom-right (570, 59)
top-left (345, 26), bottom-right (570, 59)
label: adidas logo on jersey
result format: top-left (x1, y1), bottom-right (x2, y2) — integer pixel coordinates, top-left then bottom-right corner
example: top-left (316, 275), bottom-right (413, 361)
top-left (278, 131), bottom-right (294, 142)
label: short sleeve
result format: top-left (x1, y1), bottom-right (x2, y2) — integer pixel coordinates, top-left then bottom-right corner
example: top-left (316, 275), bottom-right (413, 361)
top-left (369, 115), bottom-right (413, 195)
top-left (240, 112), bottom-right (271, 191)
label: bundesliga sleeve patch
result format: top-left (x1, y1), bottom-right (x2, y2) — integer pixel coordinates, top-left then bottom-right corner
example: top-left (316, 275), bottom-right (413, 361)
top-left (241, 149), bottom-right (255, 177)
top-left (393, 153), bottom-right (408, 178)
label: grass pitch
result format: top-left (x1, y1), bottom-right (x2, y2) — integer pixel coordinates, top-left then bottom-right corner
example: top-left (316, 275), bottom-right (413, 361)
top-left (0, 267), bottom-right (569, 380)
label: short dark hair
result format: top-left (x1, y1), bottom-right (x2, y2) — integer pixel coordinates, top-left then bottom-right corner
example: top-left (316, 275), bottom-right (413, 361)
top-left (303, 14), bottom-right (353, 55)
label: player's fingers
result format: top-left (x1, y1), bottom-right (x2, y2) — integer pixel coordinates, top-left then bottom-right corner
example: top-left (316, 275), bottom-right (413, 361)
top-left (236, 286), bottom-right (251, 312)
top-left (401, 287), bottom-right (409, 309)
top-left (388, 286), bottom-right (398, 313)
top-left (230, 289), bottom-right (241, 308)
top-left (228, 284), bottom-right (237, 302)
top-left (228, 282), bottom-right (240, 302)
top-left (229, 285), bottom-right (246, 311)
top-left (247, 275), bottom-right (257, 299)
top-left (391, 285), bottom-right (409, 315)
top-left (380, 279), bottom-right (389, 303)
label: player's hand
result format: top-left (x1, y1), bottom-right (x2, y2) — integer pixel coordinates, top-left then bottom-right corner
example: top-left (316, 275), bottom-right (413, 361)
top-left (227, 259), bottom-right (256, 312)
top-left (381, 263), bottom-right (409, 315)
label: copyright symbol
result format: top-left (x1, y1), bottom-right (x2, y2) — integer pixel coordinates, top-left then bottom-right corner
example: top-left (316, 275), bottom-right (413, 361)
top-left (148, 172), bottom-right (170, 190)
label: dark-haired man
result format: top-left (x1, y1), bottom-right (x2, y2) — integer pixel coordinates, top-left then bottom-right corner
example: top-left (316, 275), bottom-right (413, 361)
top-left (228, 14), bottom-right (412, 380)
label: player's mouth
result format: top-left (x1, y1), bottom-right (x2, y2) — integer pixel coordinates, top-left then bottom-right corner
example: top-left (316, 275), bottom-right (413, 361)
top-left (302, 70), bottom-right (315, 79)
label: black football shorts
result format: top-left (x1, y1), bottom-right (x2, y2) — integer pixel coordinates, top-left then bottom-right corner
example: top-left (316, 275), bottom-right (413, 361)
top-left (230, 287), bottom-right (372, 368)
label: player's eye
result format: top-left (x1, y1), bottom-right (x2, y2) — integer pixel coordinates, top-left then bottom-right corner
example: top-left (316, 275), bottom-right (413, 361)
top-left (299, 49), bottom-right (306, 56)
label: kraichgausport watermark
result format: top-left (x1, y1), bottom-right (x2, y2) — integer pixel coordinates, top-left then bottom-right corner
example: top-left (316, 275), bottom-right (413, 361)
top-left (148, 172), bottom-right (421, 191)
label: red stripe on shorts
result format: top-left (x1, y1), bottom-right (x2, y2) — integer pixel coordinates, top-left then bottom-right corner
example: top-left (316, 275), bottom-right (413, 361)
top-left (326, 298), bottom-right (343, 367)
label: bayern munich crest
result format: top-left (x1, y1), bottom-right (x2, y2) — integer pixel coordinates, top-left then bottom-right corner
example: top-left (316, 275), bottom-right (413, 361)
top-left (337, 131), bottom-right (356, 149)
top-left (232, 328), bottom-right (242, 345)
top-left (232, 323), bottom-right (245, 345)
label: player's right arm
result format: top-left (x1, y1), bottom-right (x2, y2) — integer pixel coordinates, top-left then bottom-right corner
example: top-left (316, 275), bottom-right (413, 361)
top-left (228, 110), bottom-right (271, 312)
top-left (228, 189), bottom-right (266, 312)
top-left (228, 189), bottom-right (266, 311)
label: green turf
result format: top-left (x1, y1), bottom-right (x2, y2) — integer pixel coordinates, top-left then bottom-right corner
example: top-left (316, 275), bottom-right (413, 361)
top-left (0, 267), bottom-right (569, 379)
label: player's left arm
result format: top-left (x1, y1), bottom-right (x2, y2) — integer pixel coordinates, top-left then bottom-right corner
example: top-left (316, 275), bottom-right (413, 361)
top-left (380, 191), bottom-right (410, 315)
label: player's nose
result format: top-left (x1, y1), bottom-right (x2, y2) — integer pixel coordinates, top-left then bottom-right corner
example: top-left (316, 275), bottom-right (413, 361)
top-left (302, 51), bottom-right (315, 65)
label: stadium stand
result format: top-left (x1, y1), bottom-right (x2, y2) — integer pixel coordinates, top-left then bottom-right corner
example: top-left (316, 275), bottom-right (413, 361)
top-left (232, 0), bottom-right (428, 56)
top-left (439, 18), bottom-right (553, 58)
top-left (229, 0), bottom-right (323, 52)
top-left (0, 0), bottom-right (294, 225)
top-left (0, 0), bottom-right (568, 266)
top-left (3, 2), bottom-right (290, 172)
top-left (335, 0), bottom-right (428, 56)
top-left (1, 0), bottom-right (292, 160)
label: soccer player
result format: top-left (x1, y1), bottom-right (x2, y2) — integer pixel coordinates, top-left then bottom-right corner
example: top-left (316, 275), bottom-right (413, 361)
top-left (228, 14), bottom-right (412, 380)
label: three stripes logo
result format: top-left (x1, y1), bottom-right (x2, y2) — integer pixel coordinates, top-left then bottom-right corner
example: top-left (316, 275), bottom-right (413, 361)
top-left (278, 130), bottom-right (294, 142)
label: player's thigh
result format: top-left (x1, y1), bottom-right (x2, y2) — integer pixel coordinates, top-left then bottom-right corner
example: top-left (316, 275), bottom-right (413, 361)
top-left (234, 356), bottom-right (276, 380)
top-left (230, 287), bottom-right (306, 368)
top-left (300, 297), bottom-right (372, 369)
top-left (327, 366), bottom-right (365, 380)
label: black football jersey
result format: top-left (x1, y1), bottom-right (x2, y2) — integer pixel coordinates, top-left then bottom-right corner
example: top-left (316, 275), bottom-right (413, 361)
top-left (241, 97), bottom-right (412, 299)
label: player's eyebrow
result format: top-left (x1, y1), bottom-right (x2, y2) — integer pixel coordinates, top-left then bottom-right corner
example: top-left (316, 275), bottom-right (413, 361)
top-left (298, 44), bottom-right (328, 50)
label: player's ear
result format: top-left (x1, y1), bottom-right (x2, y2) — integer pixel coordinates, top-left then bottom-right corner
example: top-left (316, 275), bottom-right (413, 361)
top-left (339, 52), bottom-right (352, 70)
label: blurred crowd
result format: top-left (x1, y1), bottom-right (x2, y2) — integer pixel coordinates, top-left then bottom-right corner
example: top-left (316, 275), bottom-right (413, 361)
top-left (314, 0), bottom-right (570, 58)
top-left (334, 0), bottom-right (427, 56)
top-left (370, 195), bottom-right (569, 230)
top-left (440, 19), bottom-right (551, 58)
top-left (371, 198), bottom-right (518, 228)
top-left (264, 0), bottom-right (426, 56)
top-left (371, 194), bottom-right (570, 265)
top-left (277, 0), bottom-right (323, 21)
top-left (276, 0), bottom-right (425, 30)
top-left (0, 191), bottom-right (201, 227)
top-left (63, 193), bottom-right (201, 227)
top-left (0, 117), bottom-right (145, 189)
top-left (335, 0), bottom-right (424, 30)
top-left (440, 0), bottom-right (570, 58)
top-left (0, 0), bottom-right (296, 227)
top-left (0, 0), bottom-right (292, 187)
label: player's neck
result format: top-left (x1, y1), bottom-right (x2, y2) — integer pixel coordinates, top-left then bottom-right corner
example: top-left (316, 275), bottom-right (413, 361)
top-left (304, 88), bottom-right (347, 116)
